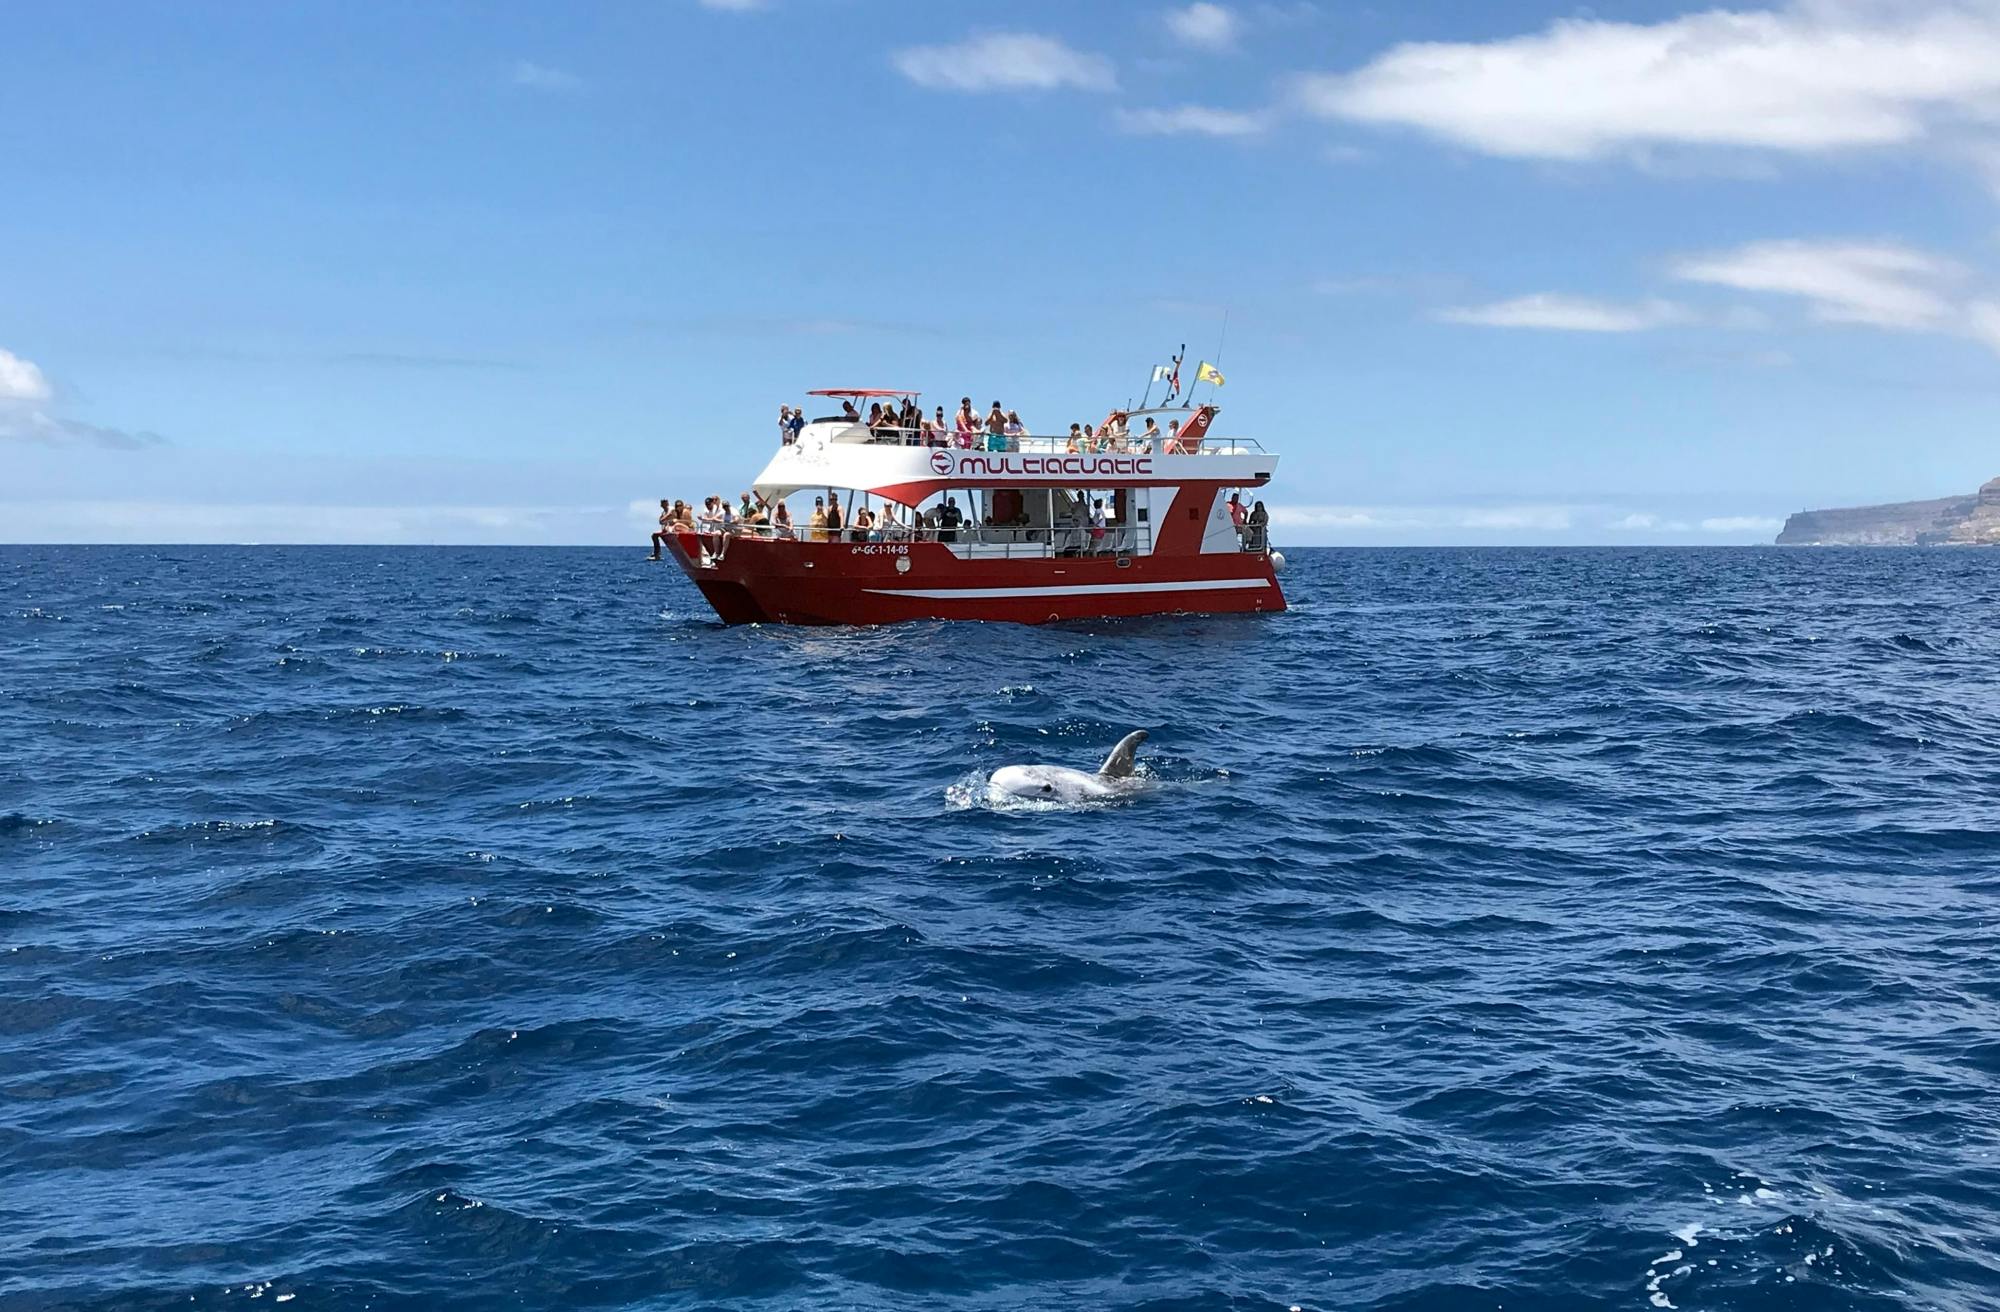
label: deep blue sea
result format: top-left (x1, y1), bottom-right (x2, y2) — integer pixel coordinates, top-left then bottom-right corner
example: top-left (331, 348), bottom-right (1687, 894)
top-left (4, 545), bottom-right (1999, 1312)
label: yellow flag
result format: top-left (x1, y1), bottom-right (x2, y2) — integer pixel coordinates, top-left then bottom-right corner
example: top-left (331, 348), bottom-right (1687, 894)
top-left (1196, 361), bottom-right (1225, 386)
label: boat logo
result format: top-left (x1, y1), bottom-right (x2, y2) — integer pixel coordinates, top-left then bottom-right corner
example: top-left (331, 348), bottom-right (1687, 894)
top-left (924, 450), bottom-right (1159, 479)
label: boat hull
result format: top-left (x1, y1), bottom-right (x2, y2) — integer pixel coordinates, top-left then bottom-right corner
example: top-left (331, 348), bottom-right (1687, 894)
top-left (665, 534), bottom-right (1284, 626)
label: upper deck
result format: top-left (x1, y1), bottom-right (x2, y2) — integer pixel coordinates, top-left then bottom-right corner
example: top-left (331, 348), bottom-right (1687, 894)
top-left (756, 404), bottom-right (1277, 501)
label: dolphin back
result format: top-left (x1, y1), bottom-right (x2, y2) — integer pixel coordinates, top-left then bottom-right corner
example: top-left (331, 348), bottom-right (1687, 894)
top-left (1096, 730), bottom-right (1149, 778)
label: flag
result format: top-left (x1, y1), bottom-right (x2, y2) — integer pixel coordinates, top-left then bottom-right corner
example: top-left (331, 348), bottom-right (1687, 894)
top-left (1197, 361), bottom-right (1225, 387)
top-left (1150, 364), bottom-right (1172, 383)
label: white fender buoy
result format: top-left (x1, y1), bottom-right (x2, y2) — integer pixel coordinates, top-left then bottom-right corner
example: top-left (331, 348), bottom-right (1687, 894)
top-left (1270, 551), bottom-right (1287, 572)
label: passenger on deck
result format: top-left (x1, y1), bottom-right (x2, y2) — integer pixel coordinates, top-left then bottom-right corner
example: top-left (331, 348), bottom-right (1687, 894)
top-left (900, 398), bottom-right (920, 437)
top-left (823, 494), bottom-right (845, 540)
top-left (1165, 419), bottom-right (1183, 454)
top-left (1067, 423), bottom-right (1083, 453)
top-left (1139, 417), bottom-right (1161, 452)
top-left (1081, 423), bottom-right (1095, 452)
top-left (649, 498), bottom-right (674, 559)
top-left (841, 399), bottom-right (860, 422)
top-left (921, 419), bottom-right (943, 446)
top-left (778, 406), bottom-right (793, 445)
top-left (1004, 410), bottom-right (1025, 447)
top-left (851, 505), bottom-right (874, 543)
top-left (1228, 492), bottom-right (1247, 543)
top-left (1245, 500), bottom-right (1269, 551)
top-left (985, 402), bottom-right (1006, 450)
top-left (939, 496), bottom-right (963, 543)
top-left (808, 496), bottom-right (827, 541)
top-left (954, 399), bottom-right (979, 448)
top-left (787, 409), bottom-right (804, 443)
top-left (1090, 499), bottom-right (1108, 553)
top-left (773, 500), bottom-right (794, 538)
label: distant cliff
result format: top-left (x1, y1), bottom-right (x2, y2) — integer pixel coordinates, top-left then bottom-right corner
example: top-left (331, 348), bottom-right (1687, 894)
top-left (1776, 478), bottom-right (2000, 545)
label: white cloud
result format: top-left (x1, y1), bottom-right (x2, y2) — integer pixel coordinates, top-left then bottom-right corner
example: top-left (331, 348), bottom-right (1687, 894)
top-left (892, 33), bottom-right (1116, 94)
top-left (0, 347), bottom-right (52, 403)
top-left (1966, 301), bottom-right (2000, 355)
top-left (0, 346), bottom-right (163, 449)
top-left (1267, 503), bottom-right (1577, 532)
top-left (1293, 2), bottom-right (2000, 162)
top-left (1671, 239), bottom-right (1961, 330)
top-left (1267, 502), bottom-right (1787, 541)
top-left (1166, 3), bottom-right (1240, 50)
top-left (1114, 104), bottom-right (1268, 137)
top-left (1437, 294), bottom-right (1694, 333)
top-left (3, 500), bottom-right (606, 544)
top-left (0, 409), bottom-right (164, 450)
top-left (509, 60), bottom-right (580, 91)
top-left (1700, 516), bottom-right (1783, 533)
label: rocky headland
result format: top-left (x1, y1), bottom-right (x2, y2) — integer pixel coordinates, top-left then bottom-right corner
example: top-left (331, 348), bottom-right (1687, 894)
top-left (1776, 477), bottom-right (2000, 545)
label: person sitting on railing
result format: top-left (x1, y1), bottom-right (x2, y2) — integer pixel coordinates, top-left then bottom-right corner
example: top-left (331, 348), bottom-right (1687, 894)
top-left (648, 499), bottom-right (675, 560)
top-left (808, 496), bottom-right (827, 541)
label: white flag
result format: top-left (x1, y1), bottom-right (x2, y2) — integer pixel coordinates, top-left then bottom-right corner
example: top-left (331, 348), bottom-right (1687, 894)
top-left (1150, 364), bottom-right (1172, 383)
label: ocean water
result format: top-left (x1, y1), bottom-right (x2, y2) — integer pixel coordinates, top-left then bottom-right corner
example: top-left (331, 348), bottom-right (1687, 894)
top-left (4, 544), bottom-right (1999, 1312)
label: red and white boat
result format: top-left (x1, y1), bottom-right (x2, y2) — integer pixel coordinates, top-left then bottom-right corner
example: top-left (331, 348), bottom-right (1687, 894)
top-left (663, 388), bottom-right (1284, 626)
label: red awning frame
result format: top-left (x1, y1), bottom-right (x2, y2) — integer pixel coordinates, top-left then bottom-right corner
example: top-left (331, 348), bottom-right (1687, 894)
top-left (807, 387), bottom-right (919, 398)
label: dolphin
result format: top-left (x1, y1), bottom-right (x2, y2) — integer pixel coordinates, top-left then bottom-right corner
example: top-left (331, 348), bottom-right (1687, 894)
top-left (987, 730), bottom-right (1150, 804)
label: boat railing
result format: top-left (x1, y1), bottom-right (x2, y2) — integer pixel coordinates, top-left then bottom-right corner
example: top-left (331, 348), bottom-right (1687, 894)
top-left (691, 522), bottom-right (1273, 556)
top-left (702, 523), bottom-right (1153, 554)
top-left (815, 426), bottom-right (1265, 456)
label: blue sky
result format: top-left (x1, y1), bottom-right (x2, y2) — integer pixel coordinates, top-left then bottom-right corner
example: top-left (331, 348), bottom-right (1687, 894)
top-left (7, 0), bottom-right (2000, 545)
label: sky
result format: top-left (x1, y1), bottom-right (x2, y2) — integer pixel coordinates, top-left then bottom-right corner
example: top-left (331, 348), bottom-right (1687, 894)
top-left (7, 0), bottom-right (2000, 546)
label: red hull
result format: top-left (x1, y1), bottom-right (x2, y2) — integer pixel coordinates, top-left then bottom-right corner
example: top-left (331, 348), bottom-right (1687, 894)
top-left (665, 534), bottom-right (1284, 626)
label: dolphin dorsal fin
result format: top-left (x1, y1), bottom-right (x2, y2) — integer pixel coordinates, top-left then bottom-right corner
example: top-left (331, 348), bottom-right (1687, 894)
top-left (1097, 730), bottom-right (1149, 778)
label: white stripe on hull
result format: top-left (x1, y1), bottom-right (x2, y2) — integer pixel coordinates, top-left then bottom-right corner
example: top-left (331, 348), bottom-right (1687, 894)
top-left (862, 577), bottom-right (1271, 600)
